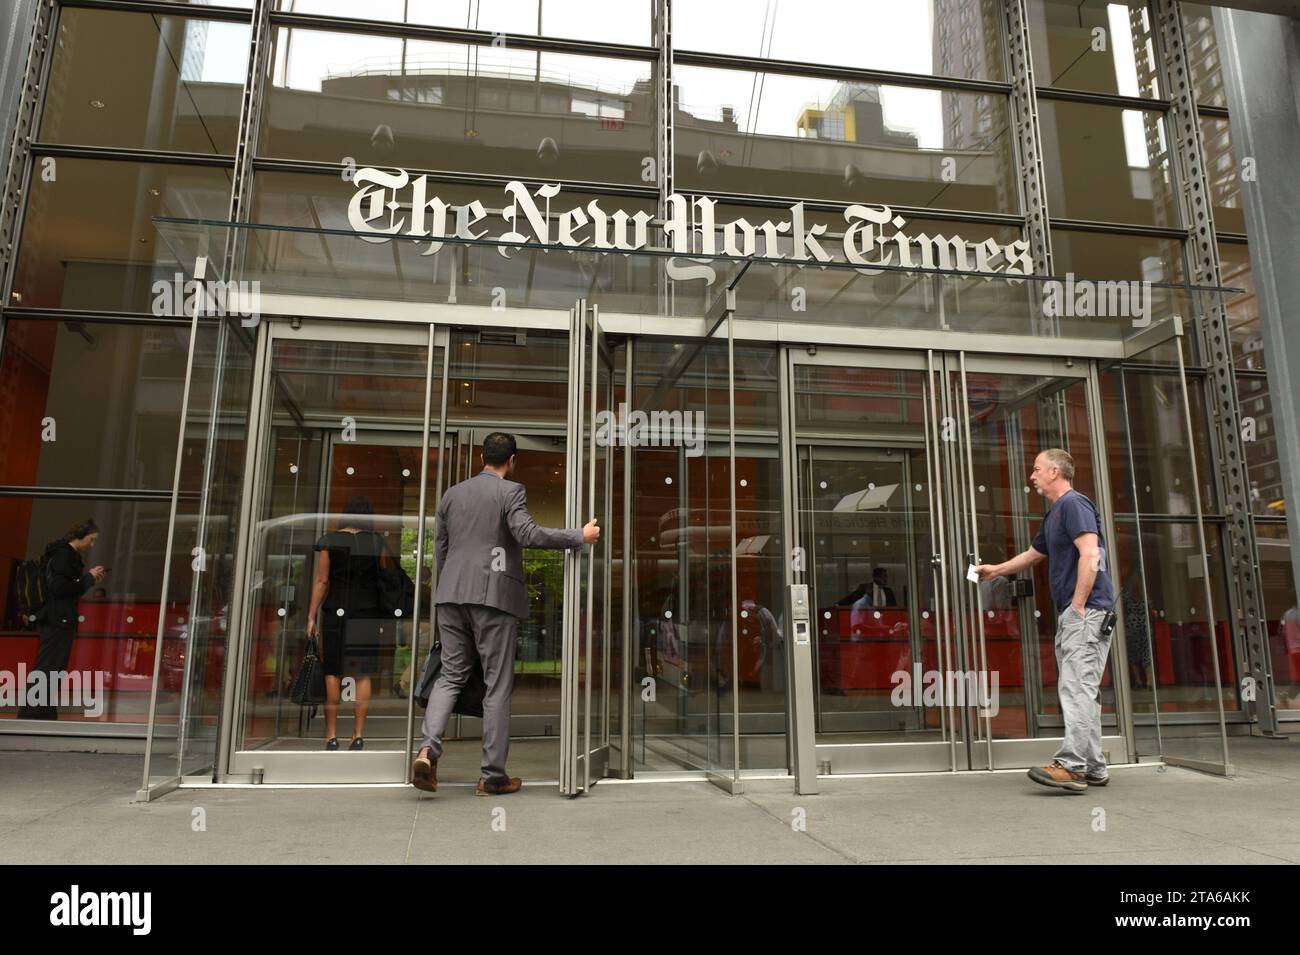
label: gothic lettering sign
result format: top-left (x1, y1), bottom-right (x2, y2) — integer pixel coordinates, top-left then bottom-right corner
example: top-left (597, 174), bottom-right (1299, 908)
top-left (348, 167), bottom-right (1033, 284)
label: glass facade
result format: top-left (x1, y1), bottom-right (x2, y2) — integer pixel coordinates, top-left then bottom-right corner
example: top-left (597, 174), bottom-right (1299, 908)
top-left (0, 0), bottom-right (1293, 796)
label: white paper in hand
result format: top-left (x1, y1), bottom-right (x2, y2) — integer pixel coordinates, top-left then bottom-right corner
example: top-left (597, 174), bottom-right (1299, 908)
top-left (966, 564), bottom-right (980, 583)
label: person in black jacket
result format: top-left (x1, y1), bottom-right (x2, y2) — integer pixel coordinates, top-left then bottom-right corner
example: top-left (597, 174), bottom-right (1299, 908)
top-left (307, 496), bottom-right (391, 751)
top-left (18, 519), bottom-right (105, 719)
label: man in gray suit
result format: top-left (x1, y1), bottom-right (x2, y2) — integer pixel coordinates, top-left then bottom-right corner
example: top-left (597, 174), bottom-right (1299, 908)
top-left (413, 432), bottom-right (599, 795)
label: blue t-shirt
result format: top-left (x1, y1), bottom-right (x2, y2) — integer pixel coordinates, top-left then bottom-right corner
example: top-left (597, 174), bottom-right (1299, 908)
top-left (1031, 489), bottom-right (1116, 611)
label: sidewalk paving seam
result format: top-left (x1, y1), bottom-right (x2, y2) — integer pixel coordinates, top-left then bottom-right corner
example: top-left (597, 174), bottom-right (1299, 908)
top-left (738, 792), bottom-right (861, 865)
top-left (403, 793), bottom-right (429, 864)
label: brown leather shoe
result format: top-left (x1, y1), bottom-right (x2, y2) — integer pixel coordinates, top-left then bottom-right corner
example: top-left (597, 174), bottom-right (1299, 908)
top-left (476, 776), bottom-right (522, 796)
top-left (1027, 760), bottom-right (1087, 793)
top-left (412, 747), bottom-right (438, 792)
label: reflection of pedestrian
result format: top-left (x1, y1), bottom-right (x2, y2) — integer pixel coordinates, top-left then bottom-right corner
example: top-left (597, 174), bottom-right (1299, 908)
top-left (307, 496), bottom-right (390, 751)
top-left (1282, 606), bottom-right (1300, 691)
top-left (1121, 581), bottom-right (1153, 691)
top-left (715, 597), bottom-right (779, 689)
top-left (978, 574), bottom-right (1011, 610)
top-left (19, 520), bottom-right (106, 720)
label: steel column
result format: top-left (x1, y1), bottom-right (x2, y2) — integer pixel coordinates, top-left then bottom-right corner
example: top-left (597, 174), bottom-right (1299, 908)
top-left (1155, 0), bottom-right (1276, 734)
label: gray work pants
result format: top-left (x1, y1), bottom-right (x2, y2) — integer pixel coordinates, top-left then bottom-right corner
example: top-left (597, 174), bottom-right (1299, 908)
top-left (419, 603), bottom-right (517, 785)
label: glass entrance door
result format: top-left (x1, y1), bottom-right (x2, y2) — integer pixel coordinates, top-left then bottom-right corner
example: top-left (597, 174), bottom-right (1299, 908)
top-left (785, 348), bottom-right (1125, 777)
top-left (229, 321), bottom-right (441, 783)
top-left (220, 305), bottom-right (616, 787)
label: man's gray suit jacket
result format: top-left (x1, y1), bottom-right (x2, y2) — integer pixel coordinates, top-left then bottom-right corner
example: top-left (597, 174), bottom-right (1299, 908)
top-left (434, 469), bottom-right (584, 619)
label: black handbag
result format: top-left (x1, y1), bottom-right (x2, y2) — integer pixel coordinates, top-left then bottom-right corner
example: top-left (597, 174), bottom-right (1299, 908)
top-left (290, 635), bottom-right (327, 707)
top-left (414, 639), bottom-right (487, 718)
top-left (376, 536), bottom-right (416, 631)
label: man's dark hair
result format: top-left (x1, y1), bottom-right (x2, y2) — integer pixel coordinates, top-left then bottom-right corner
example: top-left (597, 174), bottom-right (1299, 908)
top-left (483, 432), bottom-right (517, 467)
top-left (65, 519), bottom-right (99, 542)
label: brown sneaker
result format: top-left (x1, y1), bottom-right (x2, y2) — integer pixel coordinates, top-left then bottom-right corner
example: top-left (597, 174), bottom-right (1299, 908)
top-left (1027, 760), bottom-right (1087, 793)
top-left (476, 776), bottom-right (523, 796)
top-left (412, 747), bottom-right (438, 792)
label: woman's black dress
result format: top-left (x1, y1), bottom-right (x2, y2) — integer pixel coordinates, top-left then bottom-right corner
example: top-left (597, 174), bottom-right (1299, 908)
top-left (314, 529), bottom-right (389, 678)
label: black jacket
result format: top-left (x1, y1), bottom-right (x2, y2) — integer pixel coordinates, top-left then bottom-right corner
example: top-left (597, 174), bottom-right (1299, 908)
top-left (39, 540), bottom-right (94, 629)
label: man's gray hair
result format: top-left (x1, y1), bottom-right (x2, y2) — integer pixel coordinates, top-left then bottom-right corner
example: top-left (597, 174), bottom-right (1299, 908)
top-left (1041, 447), bottom-right (1075, 482)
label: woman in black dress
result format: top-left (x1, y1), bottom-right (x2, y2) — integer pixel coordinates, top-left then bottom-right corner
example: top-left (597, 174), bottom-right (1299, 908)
top-left (306, 496), bottom-right (391, 750)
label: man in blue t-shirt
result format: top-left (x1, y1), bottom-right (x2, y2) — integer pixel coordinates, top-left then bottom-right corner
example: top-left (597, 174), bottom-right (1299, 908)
top-left (975, 447), bottom-right (1116, 794)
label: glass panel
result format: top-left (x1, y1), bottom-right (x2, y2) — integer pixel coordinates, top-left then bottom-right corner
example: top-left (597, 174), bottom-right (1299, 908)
top-left (725, 348), bottom-right (786, 768)
top-left (1181, 2), bottom-right (1227, 109)
top-left (1, 496), bottom-right (176, 725)
top-left (1027, 0), bottom-right (1160, 97)
top-left (675, 0), bottom-right (1005, 81)
top-left (262, 28), bottom-right (655, 185)
top-left (154, 218), bottom-right (1201, 357)
top-left (1137, 521), bottom-right (1237, 709)
top-left (1256, 522), bottom-right (1299, 711)
top-left (0, 320), bottom-right (189, 492)
top-left (1050, 228), bottom-right (1185, 283)
top-left (574, 315), bottom-right (612, 785)
top-left (1115, 332), bottom-right (1231, 772)
top-left (1039, 101), bottom-right (1179, 227)
top-left (12, 158), bottom-right (233, 312)
top-left (1235, 375), bottom-right (1286, 517)
top-left (144, 319), bottom-right (256, 790)
top-left (794, 364), bottom-right (950, 754)
top-left (1108, 368), bottom-right (1217, 516)
top-left (1219, 241), bottom-right (1262, 370)
top-left (239, 336), bottom-right (433, 761)
top-left (958, 370), bottom-right (1106, 753)
top-left (675, 66), bottom-right (1018, 213)
top-left (1114, 519), bottom-right (1238, 761)
top-left (627, 337), bottom-right (781, 772)
top-left (430, 331), bottom-right (570, 781)
top-left (271, 0), bottom-right (651, 46)
top-left (137, 0), bottom-right (253, 7)
top-left (40, 8), bottom-right (248, 153)
top-left (1200, 115), bottom-right (1245, 235)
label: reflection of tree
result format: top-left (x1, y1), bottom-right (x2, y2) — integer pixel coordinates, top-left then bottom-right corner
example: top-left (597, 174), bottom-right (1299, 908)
top-left (524, 551), bottom-right (563, 608)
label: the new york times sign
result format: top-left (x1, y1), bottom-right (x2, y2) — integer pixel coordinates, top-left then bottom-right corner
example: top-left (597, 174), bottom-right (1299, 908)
top-left (347, 167), bottom-right (1033, 285)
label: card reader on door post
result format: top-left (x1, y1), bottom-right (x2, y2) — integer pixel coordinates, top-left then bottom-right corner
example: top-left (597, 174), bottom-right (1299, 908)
top-left (790, 583), bottom-right (811, 645)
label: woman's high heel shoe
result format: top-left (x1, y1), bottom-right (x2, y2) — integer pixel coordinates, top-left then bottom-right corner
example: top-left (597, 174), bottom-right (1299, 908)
top-left (325, 737), bottom-right (339, 751)
top-left (349, 737), bottom-right (364, 751)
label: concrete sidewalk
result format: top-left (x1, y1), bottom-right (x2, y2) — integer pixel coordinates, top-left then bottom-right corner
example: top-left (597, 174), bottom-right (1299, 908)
top-left (1, 737), bottom-right (1296, 864)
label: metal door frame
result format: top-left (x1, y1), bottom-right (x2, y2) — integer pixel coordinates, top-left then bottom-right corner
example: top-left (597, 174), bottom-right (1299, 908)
top-left (560, 300), bottom-right (617, 795)
top-left (782, 346), bottom-right (1134, 788)
top-left (218, 319), bottom-right (445, 784)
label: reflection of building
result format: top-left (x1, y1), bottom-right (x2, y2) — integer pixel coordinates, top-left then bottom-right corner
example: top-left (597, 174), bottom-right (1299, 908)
top-left (796, 84), bottom-right (919, 148)
top-left (933, 0), bottom-right (1003, 146)
top-left (323, 58), bottom-right (648, 124)
top-left (179, 20), bottom-right (211, 84)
